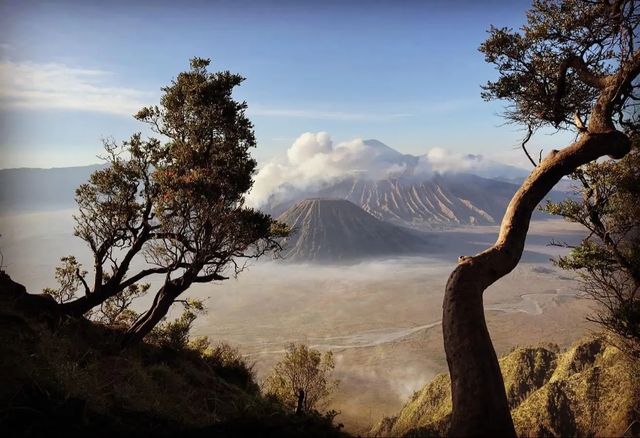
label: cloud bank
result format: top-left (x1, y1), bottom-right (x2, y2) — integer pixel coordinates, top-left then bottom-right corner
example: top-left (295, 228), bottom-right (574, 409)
top-left (247, 132), bottom-right (528, 208)
top-left (0, 61), bottom-right (154, 116)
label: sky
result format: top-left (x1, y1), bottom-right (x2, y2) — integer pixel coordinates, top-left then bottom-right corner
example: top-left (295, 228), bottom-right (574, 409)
top-left (0, 0), bottom-right (572, 170)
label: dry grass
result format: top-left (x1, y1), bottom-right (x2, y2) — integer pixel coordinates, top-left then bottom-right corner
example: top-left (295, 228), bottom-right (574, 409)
top-left (0, 297), bottom-right (346, 437)
top-left (371, 334), bottom-right (640, 437)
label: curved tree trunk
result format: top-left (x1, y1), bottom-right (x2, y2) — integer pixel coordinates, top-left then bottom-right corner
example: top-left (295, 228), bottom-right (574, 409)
top-left (60, 286), bottom-right (115, 317)
top-left (122, 274), bottom-right (198, 346)
top-left (443, 131), bottom-right (631, 436)
top-left (123, 282), bottom-right (180, 346)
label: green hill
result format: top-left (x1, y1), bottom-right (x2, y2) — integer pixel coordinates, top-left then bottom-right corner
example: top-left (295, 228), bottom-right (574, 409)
top-left (371, 336), bottom-right (640, 437)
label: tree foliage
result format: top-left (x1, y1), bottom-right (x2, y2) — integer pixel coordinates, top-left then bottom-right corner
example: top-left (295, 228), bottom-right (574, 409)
top-left (480, 0), bottom-right (639, 163)
top-left (43, 256), bottom-right (88, 304)
top-left (54, 58), bottom-right (287, 343)
top-left (97, 282), bottom-right (150, 328)
top-left (543, 144), bottom-right (640, 358)
top-left (146, 299), bottom-right (205, 350)
top-left (263, 344), bottom-right (338, 414)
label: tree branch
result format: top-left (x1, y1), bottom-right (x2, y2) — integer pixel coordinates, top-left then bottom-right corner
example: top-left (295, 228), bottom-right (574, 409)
top-left (553, 55), bottom-right (610, 126)
top-left (521, 126), bottom-right (538, 167)
top-left (193, 273), bottom-right (228, 283)
top-left (76, 268), bottom-right (91, 297)
top-left (566, 56), bottom-right (610, 90)
top-left (119, 267), bottom-right (172, 290)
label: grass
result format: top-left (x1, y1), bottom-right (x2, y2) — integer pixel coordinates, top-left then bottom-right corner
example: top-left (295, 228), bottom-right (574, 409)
top-left (0, 275), bottom-right (347, 437)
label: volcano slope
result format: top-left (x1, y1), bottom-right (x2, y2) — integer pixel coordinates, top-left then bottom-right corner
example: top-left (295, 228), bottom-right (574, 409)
top-left (276, 198), bottom-right (431, 263)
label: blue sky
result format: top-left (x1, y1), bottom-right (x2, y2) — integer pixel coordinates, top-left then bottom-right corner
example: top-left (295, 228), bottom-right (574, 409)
top-left (0, 0), bottom-right (568, 169)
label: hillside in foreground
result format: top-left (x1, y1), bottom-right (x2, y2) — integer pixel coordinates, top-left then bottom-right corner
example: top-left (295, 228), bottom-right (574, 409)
top-left (0, 272), bottom-right (346, 437)
top-left (371, 335), bottom-right (640, 437)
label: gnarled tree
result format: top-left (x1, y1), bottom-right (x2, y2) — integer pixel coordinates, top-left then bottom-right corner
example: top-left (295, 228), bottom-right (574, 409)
top-left (442, 1), bottom-right (640, 435)
top-left (123, 58), bottom-right (288, 344)
top-left (52, 58), bottom-right (287, 343)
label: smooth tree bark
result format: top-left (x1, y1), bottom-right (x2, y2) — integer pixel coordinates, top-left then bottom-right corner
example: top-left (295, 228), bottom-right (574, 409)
top-left (124, 281), bottom-right (183, 345)
top-left (443, 131), bottom-right (630, 436)
top-left (443, 3), bottom-right (640, 434)
top-left (123, 269), bottom-right (225, 345)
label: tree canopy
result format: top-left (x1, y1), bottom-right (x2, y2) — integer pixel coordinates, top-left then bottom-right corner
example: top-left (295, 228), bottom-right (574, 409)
top-left (264, 343), bottom-right (339, 415)
top-left (480, 0), bottom-right (639, 164)
top-left (49, 58), bottom-right (287, 343)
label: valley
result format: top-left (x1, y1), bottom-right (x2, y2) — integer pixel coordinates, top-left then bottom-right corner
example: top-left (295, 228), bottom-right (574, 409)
top-left (0, 207), bottom-right (591, 433)
top-left (186, 239), bottom-right (592, 433)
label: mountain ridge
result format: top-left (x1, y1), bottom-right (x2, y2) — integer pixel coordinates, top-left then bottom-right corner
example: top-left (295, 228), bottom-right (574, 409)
top-left (370, 335), bottom-right (640, 437)
top-left (0, 164), bottom-right (106, 213)
top-left (266, 173), bottom-right (545, 230)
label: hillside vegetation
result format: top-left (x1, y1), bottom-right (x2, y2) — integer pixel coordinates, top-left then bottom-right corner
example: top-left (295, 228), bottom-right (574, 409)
top-left (371, 336), bottom-right (640, 437)
top-left (0, 273), bottom-right (346, 437)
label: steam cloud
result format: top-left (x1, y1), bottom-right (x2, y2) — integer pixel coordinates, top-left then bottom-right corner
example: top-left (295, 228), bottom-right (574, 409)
top-left (247, 132), bottom-right (527, 208)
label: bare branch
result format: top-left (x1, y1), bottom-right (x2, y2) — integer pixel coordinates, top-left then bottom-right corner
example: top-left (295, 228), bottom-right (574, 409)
top-left (76, 268), bottom-right (91, 297)
top-left (521, 126), bottom-right (538, 167)
top-left (193, 273), bottom-right (229, 283)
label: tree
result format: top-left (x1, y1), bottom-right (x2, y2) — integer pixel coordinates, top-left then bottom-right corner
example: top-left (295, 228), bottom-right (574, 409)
top-left (442, 1), bottom-right (640, 436)
top-left (263, 343), bottom-right (338, 414)
top-left (123, 58), bottom-right (288, 344)
top-left (543, 142), bottom-right (640, 359)
top-left (43, 256), bottom-right (88, 304)
top-left (54, 58), bottom-right (287, 343)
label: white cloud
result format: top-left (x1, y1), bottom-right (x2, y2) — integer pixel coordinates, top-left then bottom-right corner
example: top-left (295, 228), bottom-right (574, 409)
top-left (287, 132), bottom-right (333, 165)
top-left (248, 132), bottom-right (409, 207)
top-left (247, 132), bottom-right (529, 208)
top-left (0, 61), bottom-right (154, 116)
top-left (414, 148), bottom-right (482, 175)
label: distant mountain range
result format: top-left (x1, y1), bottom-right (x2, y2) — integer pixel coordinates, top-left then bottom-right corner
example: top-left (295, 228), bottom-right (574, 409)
top-left (0, 141), bottom-right (570, 263)
top-left (276, 198), bottom-right (431, 262)
top-left (259, 139), bottom-right (567, 229)
top-left (0, 165), bottom-right (104, 213)
top-left (267, 173), bottom-right (525, 229)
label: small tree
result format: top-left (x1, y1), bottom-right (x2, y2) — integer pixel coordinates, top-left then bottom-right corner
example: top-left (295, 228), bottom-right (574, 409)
top-left (43, 256), bottom-right (88, 304)
top-left (543, 143), bottom-right (640, 358)
top-left (264, 343), bottom-right (339, 414)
